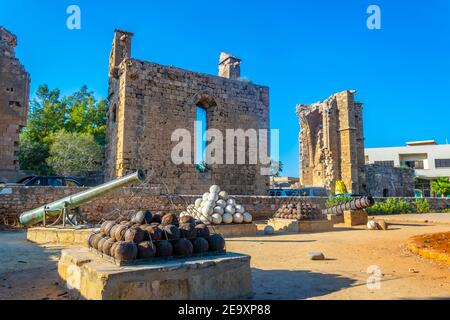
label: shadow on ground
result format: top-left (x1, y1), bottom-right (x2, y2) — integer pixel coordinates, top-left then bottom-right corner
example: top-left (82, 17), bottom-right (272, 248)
top-left (250, 268), bottom-right (357, 300)
top-left (0, 231), bottom-right (70, 300)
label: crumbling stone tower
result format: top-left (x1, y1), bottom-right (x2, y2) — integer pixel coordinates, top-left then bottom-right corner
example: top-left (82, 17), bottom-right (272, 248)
top-left (0, 27), bottom-right (30, 170)
top-left (105, 30), bottom-right (270, 195)
top-left (296, 90), bottom-right (366, 194)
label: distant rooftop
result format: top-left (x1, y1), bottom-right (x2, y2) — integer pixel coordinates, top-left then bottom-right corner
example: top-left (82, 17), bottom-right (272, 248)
top-left (406, 140), bottom-right (437, 146)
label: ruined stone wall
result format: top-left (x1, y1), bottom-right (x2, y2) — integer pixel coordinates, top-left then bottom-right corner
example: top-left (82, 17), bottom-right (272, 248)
top-left (105, 30), bottom-right (270, 195)
top-left (0, 27), bottom-right (30, 170)
top-left (296, 90), bottom-right (366, 194)
top-left (365, 164), bottom-right (415, 197)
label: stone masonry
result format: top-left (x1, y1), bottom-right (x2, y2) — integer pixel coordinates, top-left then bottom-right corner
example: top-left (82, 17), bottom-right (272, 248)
top-left (365, 164), bottom-right (415, 197)
top-left (105, 30), bottom-right (270, 195)
top-left (296, 90), bottom-right (366, 194)
top-left (0, 27), bottom-right (30, 170)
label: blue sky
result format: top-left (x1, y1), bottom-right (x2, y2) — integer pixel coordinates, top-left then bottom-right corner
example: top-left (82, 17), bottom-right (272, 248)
top-left (1, 0), bottom-right (449, 177)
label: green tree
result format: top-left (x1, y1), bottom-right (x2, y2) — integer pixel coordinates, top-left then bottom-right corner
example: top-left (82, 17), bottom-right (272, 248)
top-left (19, 84), bottom-right (107, 174)
top-left (47, 131), bottom-right (102, 176)
top-left (431, 177), bottom-right (450, 197)
top-left (270, 160), bottom-right (284, 177)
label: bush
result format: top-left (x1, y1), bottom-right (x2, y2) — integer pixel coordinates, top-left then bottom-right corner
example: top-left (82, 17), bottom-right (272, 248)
top-left (366, 198), bottom-right (416, 215)
top-left (414, 199), bottom-right (430, 213)
top-left (326, 195), bottom-right (352, 208)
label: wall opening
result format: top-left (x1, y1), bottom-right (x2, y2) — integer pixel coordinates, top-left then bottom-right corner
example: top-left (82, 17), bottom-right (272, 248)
top-left (195, 106), bottom-right (207, 165)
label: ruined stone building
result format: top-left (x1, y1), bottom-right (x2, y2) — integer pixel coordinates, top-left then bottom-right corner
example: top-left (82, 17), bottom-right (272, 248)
top-left (296, 90), bottom-right (366, 194)
top-left (105, 30), bottom-right (270, 195)
top-left (0, 27), bottom-right (30, 175)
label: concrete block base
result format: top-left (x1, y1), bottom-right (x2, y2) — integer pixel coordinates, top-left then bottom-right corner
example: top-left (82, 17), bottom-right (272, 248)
top-left (27, 227), bottom-right (98, 246)
top-left (208, 223), bottom-right (258, 237)
top-left (327, 214), bottom-right (345, 224)
top-left (268, 218), bottom-right (334, 233)
top-left (344, 210), bottom-right (368, 227)
top-left (58, 248), bottom-right (252, 300)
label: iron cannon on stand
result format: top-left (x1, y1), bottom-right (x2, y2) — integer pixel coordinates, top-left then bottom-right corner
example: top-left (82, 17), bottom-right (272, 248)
top-left (322, 196), bottom-right (375, 216)
top-left (19, 170), bottom-right (145, 227)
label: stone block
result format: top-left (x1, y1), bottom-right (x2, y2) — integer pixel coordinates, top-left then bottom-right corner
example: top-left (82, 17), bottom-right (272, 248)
top-left (58, 248), bottom-right (252, 300)
top-left (267, 218), bottom-right (333, 233)
top-left (343, 210), bottom-right (368, 227)
top-left (327, 214), bottom-right (344, 224)
top-left (208, 223), bottom-right (258, 237)
top-left (27, 227), bottom-right (97, 246)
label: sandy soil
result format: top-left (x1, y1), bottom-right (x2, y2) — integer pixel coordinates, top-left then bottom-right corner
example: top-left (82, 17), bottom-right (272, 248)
top-left (0, 222), bottom-right (449, 300)
top-left (411, 232), bottom-right (450, 255)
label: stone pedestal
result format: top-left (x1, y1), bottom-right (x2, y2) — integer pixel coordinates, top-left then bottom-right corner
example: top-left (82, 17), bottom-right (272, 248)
top-left (58, 248), bottom-right (252, 300)
top-left (327, 214), bottom-right (345, 224)
top-left (268, 218), bottom-right (333, 233)
top-left (344, 210), bottom-right (368, 227)
top-left (208, 223), bottom-right (258, 237)
top-left (27, 227), bottom-right (98, 246)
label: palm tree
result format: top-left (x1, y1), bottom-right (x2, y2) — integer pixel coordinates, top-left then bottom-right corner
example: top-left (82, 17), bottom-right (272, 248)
top-left (431, 177), bottom-right (450, 197)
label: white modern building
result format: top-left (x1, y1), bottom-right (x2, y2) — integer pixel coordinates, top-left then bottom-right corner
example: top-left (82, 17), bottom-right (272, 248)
top-left (365, 140), bottom-right (450, 196)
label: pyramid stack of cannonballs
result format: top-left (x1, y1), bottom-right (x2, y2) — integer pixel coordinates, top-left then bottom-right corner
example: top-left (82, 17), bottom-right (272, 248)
top-left (87, 210), bottom-right (226, 262)
top-left (273, 201), bottom-right (326, 221)
top-left (181, 185), bottom-right (253, 225)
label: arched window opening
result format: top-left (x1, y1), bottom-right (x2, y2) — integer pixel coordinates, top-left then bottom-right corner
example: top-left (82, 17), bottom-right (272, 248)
top-left (195, 106), bottom-right (207, 165)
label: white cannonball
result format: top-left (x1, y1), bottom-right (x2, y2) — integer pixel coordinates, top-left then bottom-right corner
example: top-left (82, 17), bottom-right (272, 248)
top-left (222, 213), bottom-right (233, 224)
top-left (211, 213), bottom-right (223, 225)
top-left (179, 211), bottom-right (187, 218)
top-left (264, 225), bottom-right (275, 235)
top-left (202, 192), bottom-right (210, 201)
top-left (219, 191), bottom-right (229, 200)
top-left (194, 198), bottom-right (203, 208)
top-left (213, 206), bottom-right (224, 215)
top-left (202, 206), bottom-right (213, 217)
top-left (216, 199), bottom-right (227, 208)
top-left (200, 216), bottom-right (210, 225)
top-left (227, 198), bottom-right (236, 206)
top-left (243, 212), bottom-right (253, 223)
top-left (235, 204), bottom-right (245, 214)
top-left (210, 185), bottom-right (221, 193)
top-left (225, 205), bottom-right (236, 215)
top-left (233, 213), bottom-right (244, 224)
top-left (208, 192), bottom-right (219, 202)
top-left (367, 220), bottom-right (378, 230)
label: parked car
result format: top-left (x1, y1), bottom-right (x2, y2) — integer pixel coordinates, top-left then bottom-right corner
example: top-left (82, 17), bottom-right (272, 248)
top-left (269, 187), bottom-right (330, 197)
top-left (5, 176), bottom-right (84, 187)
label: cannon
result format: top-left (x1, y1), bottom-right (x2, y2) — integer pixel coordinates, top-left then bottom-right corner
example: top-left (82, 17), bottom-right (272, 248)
top-left (19, 170), bottom-right (145, 227)
top-left (322, 196), bottom-right (375, 216)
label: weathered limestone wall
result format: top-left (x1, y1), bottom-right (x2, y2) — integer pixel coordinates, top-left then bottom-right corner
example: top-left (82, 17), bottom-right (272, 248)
top-left (366, 164), bottom-right (415, 197)
top-left (0, 27), bottom-right (30, 170)
top-left (105, 30), bottom-right (270, 195)
top-left (296, 90), bottom-right (366, 194)
top-left (1, 186), bottom-right (448, 226)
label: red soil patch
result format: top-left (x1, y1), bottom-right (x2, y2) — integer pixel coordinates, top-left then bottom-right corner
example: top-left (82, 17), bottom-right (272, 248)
top-left (411, 232), bottom-right (450, 255)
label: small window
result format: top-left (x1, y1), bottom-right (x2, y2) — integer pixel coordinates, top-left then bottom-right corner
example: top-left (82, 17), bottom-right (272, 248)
top-left (112, 105), bottom-right (117, 123)
top-left (47, 178), bottom-right (64, 186)
top-left (435, 159), bottom-right (450, 168)
top-left (383, 189), bottom-right (389, 197)
top-left (404, 160), bottom-right (424, 169)
top-left (195, 106), bottom-right (207, 165)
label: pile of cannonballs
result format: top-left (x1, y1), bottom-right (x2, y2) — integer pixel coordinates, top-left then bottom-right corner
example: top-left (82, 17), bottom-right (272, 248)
top-left (180, 185), bottom-right (253, 225)
top-left (273, 201), bottom-right (326, 221)
top-left (87, 210), bottom-right (226, 262)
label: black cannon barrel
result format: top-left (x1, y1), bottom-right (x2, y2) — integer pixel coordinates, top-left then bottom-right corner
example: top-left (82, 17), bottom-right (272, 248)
top-left (322, 196), bottom-right (375, 216)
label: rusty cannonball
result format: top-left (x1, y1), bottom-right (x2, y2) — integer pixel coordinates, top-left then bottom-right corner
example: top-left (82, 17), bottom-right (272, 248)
top-left (207, 234), bottom-right (225, 251)
top-left (179, 215), bottom-right (195, 225)
top-left (137, 241), bottom-right (157, 259)
top-left (87, 231), bottom-right (100, 248)
top-left (174, 238), bottom-right (194, 256)
top-left (151, 213), bottom-right (163, 224)
top-left (131, 210), bottom-right (153, 225)
top-left (102, 238), bottom-right (116, 256)
top-left (100, 221), bottom-right (115, 236)
top-left (97, 237), bottom-right (107, 252)
top-left (114, 224), bottom-right (130, 242)
top-left (159, 224), bottom-right (180, 240)
top-left (92, 233), bottom-right (104, 250)
top-left (142, 224), bottom-right (162, 241)
top-left (179, 223), bottom-right (197, 239)
top-left (104, 221), bottom-right (117, 236)
top-left (109, 224), bottom-right (119, 238)
top-left (161, 213), bottom-right (179, 226)
top-left (195, 224), bottom-right (210, 238)
top-left (110, 241), bottom-right (120, 258)
top-left (113, 241), bottom-right (138, 261)
top-left (156, 240), bottom-right (173, 257)
top-left (191, 237), bottom-right (209, 253)
top-left (124, 226), bottom-right (145, 243)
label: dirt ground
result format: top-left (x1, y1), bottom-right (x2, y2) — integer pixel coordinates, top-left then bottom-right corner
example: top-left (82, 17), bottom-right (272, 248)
top-left (411, 232), bottom-right (450, 254)
top-left (0, 222), bottom-right (449, 300)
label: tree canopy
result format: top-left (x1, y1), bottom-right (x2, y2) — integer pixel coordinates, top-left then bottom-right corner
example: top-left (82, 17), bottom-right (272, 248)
top-left (19, 84), bottom-right (107, 175)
